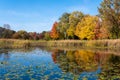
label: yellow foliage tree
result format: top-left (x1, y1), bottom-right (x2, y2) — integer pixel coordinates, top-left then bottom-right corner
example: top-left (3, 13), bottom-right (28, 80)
top-left (67, 11), bottom-right (84, 39)
top-left (75, 15), bottom-right (99, 40)
top-left (66, 26), bottom-right (75, 39)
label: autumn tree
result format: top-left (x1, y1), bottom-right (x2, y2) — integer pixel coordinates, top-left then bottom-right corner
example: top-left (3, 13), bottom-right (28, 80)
top-left (0, 27), bottom-right (15, 38)
top-left (29, 32), bottom-right (39, 40)
top-left (75, 15), bottom-right (99, 40)
top-left (67, 11), bottom-right (84, 39)
top-left (12, 30), bottom-right (29, 39)
top-left (94, 20), bottom-right (101, 40)
top-left (98, 0), bottom-right (120, 38)
top-left (38, 33), bottom-right (44, 40)
top-left (12, 32), bottom-right (20, 39)
top-left (50, 22), bottom-right (59, 40)
top-left (99, 20), bottom-right (110, 39)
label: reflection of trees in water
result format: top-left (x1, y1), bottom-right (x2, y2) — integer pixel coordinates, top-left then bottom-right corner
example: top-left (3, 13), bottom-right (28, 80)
top-left (0, 51), bottom-right (10, 61)
top-left (3, 53), bottom-right (10, 61)
top-left (52, 50), bottom-right (74, 73)
top-left (99, 54), bottom-right (120, 79)
top-left (51, 49), bottom-right (59, 63)
top-left (10, 48), bottom-right (36, 53)
top-left (0, 48), bottom-right (43, 62)
top-left (0, 48), bottom-right (36, 61)
top-left (109, 54), bottom-right (120, 64)
top-left (51, 50), bottom-right (98, 74)
top-left (74, 50), bottom-right (96, 71)
top-left (0, 51), bottom-right (10, 66)
top-left (51, 50), bottom-right (119, 74)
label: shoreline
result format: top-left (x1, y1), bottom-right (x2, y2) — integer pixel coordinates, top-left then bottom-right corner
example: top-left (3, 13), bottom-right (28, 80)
top-left (0, 39), bottom-right (120, 49)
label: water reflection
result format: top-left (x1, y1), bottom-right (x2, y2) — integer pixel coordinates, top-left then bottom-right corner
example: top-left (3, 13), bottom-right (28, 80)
top-left (0, 48), bottom-right (120, 79)
top-left (51, 49), bottom-right (120, 79)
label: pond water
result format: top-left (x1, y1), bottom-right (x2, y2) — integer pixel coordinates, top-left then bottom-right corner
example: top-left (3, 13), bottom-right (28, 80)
top-left (0, 48), bottom-right (120, 80)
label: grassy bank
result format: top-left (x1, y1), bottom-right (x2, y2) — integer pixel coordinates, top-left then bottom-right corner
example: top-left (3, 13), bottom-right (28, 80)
top-left (0, 39), bottom-right (120, 49)
top-left (0, 39), bottom-right (46, 48)
top-left (46, 39), bottom-right (120, 49)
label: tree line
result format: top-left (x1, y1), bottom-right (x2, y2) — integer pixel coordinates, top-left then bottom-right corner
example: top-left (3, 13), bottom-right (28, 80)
top-left (0, 26), bottom-right (49, 40)
top-left (50, 0), bottom-right (120, 40)
top-left (0, 0), bottom-right (120, 40)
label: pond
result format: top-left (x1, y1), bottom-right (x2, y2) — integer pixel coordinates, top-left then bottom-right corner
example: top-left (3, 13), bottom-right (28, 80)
top-left (0, 48), bottom-right (120, 80)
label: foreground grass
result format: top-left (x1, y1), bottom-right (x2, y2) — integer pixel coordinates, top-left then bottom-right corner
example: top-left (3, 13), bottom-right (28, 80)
top-left (46, 39), bottom-right (120, 49)
top-left (0, 39), bottom-right (120, 49)
top-left (0, 39), bottom-right (45, 48)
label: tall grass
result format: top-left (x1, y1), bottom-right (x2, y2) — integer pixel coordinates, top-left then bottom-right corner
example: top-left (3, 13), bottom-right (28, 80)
top-left (46, 39), bottom-right (120, 49)
top-left (0, 39), bottom-right (120, 49)
top-left (0, 39), bottom-right (50, 48)
top-left (0, 39), bottom-right (30, 48)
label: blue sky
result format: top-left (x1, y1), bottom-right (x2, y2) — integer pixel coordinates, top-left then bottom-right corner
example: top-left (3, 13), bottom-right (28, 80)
top-left (0, 0), bottom-right (102, 33)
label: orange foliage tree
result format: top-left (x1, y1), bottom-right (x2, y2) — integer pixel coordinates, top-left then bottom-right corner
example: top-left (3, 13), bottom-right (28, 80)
top-left (50, 22), bottom-right (59, 39)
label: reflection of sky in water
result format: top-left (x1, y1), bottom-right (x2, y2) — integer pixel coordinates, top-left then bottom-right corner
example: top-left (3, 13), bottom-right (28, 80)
top-left (0, 48), bottom-right (120, 79)
top-left (0, 49), bottom-right (64, 79)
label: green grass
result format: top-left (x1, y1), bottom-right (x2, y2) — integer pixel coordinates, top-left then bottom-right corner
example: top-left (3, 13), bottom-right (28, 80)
top-left (0, 39), bottom-right (120, 49)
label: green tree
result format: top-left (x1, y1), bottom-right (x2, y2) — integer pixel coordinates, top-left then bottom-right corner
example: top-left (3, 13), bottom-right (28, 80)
top-left (2, 29), bottom-right (15, 38)
top-left (98, 0), bottom-right (120, 38)
top-left (67, 11), bottom-right (84, 39)
top-left (57, 13), bottom-right (70, 39)
top-left (44, 31), bottom-right (51, 40)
